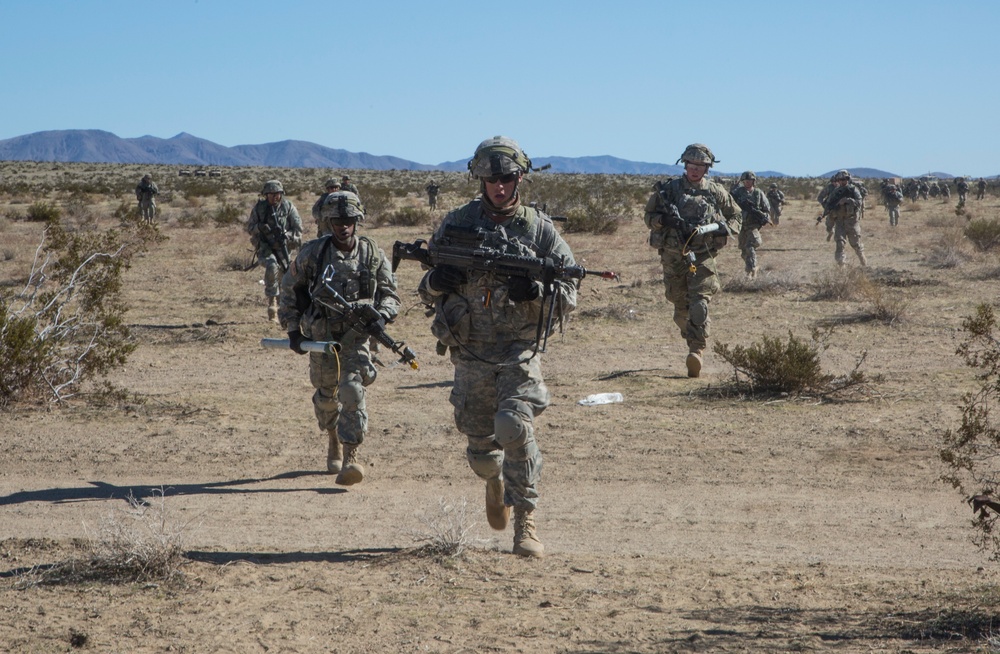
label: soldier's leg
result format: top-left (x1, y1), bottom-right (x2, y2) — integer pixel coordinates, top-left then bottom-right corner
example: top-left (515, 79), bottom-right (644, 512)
top-left (262, 255), bottom-right (280, 298)
top-left (833, 219), bottom-right (848, 266)
top-left (846, 219), bottom-right (866, 266)
top-left (494, 355), bottom-right (547, 511)
top-left (685, 253), bottom-right (721, 354)
top-left (661, 248), bottom-right (690, 339)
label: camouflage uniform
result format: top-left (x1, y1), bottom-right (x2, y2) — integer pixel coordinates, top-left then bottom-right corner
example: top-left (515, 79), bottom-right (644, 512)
top-left (929, 182), bottom-right (940, 198)
top-left (279, 194), bottom-right (399, 482)
top-left (941, 182), bottom-right (951, 199)
top-left (822, 172), bottom-right (866, 266)
top-left (731, 172), bottom-right (771, 276)
top-left (246, 181), bottom-right (303, 301)
top-left (977, 179), bottom-right (987, 200)
top-left (340, 176), bottom-right (360, 197)
top-left (766, 184), bottom-right (785, 225)
top-left (311, 179), bottom-right (341, 236)
top-left (881, 183), bottom-right (903, 227)
top-left (918, 181), bottom-right (929, 201)
top-left (904, 180), bottom-right (919, 202)
top-left (417, 136), bottom-right (577, 558)
top-left (134, 175), bottom-right (158, 224)
top-left (643, 144), bottom-right (740, 367)
top-left (957, 178), bottom-right (969, 203)
top-left (426, 182), bottom-right (440, 209)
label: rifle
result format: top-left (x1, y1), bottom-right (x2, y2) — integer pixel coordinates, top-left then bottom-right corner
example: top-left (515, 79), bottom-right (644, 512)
top-left (391, 225), bottom-right (619, 292)
top-left (314, 268), bottom-right (418, 370)
top-left (738, 199), bottom-right (771, 228)
top-left (261, 337), bottom-right (341, 355)
top-left (258, 221), bottom-right (292, 272)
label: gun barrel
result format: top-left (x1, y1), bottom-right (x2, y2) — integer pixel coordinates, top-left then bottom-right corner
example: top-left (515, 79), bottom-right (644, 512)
top-left (261, 338), bottom-right (341, 354)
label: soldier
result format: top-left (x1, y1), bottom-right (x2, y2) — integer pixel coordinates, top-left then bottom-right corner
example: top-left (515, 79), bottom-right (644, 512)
top-left (279, 193), bottom-right (399, 484)
top-left (918, 179), bottom-right (930, 201)
top-left (977, 178), bottom-right (988, 201)
top-left (311, 179), bottom-right (342, 237)
top-left (956, 177), bottom-right (970, 204)
top-left (643, 143), bottom-right (740, 378)
top-left (766, 183), bottom-right (785, 225)
top-left (731, 171), bottom-right (771, 278)
top-left (417, 136), bottom-right (578, 558)
top-left (425, 180), bottom-right (441, 209)
top-left (340, 175), bottom-right (360, 197)
top-left (247, 180), bottom-right (303, 323)
top-left (904, 179), bottom-right (919, 202)
top-left (134, 174), bottom-right (159, 224)
top-left (929, 181), bottom-right (940, 198)
top-left (941, 181), bottom-right (951, 199)
top-left (822, 170), bottom-right (866, 266)
top-left (881, 181), bottom-right (904, 227)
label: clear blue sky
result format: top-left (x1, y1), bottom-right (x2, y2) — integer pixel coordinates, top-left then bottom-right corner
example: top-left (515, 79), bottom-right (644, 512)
top-left (3, 0), bottom-right (997, 177)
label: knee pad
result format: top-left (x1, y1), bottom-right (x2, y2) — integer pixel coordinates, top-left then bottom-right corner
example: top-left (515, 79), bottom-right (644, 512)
top-left (466, 436), bottom-right (503, 480)
top-left (495, 404), bottom-right (530, 450)
top-left (313, 388), bottom-right (339, 413)
top-left (339, 374), bottom-right (364, 412)
top-left (689, 299), bottom-right (709, 327)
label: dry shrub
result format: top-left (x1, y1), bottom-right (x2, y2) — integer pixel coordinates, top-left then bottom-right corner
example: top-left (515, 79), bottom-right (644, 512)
top-left (410, 496), bottom-right (484, 557)
top-left (858, 277), bottom-right (909, 326)
top-left (809, 266), bottom-right (868, 301)
top-left (925, 227), bottom-right (973, 269)
top-left (723, 269), bottom-right (802, 294)
top-left (380, 206), bottom-right (433, 227)
top-left (578, 302), bottom-right (641, 321)
top-left (964, 218), bottom-right (1000, 252)
top-left (15, 489), bottom-right (192, 587)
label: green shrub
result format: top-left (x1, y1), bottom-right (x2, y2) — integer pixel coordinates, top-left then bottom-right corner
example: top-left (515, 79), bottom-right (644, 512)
top-left (212, 204), bottom-right (243, 227)
top-left (713, 328), bottom-right (868, 396)
top-left (26, 201), bottom-right (61, 222)
top-left (380, 206), bottom-right (433, 227)
top-left (362, 187), bottom-right (394, 223)
top-left (941, 304), bottom-right (1000, 560)
top-left (964, 218), bottom-right (1000, 252)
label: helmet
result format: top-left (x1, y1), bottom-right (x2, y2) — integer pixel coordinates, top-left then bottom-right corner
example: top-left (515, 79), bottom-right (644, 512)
top-left (467, 136), bottom-right (532, 178)
top-left (833, 170), bottom-right (851, 181)
top-left (677, 143), bottom-right (717, 167)
top-left (769, 183), bottom-right (777, 188)
top-left (261, 180), bottom-right (284, 194)
top-left (320, 191), bottom-right (364, 222)
top-left (739, 171), bottom-right (756, 182)
top-left (324, 178), bottom-right (340, 189)
top-left (142, 174), bottom-right (152, 181)
top-left (341, 175), bottom-right (351, 181)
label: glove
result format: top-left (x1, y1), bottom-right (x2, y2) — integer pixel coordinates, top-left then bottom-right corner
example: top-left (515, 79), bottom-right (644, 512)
top-left (428, 265), bottom-right (466, 293)
top-left (506, 276), bottom-right (541, 302)
top-left (287, 330), bottom-right (306, 355)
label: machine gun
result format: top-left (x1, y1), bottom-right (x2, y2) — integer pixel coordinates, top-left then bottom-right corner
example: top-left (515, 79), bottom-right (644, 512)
top-left (391, 225), bottom-right (618, 293)
top-left (314, 267), bottom-right (418, 370)
top-left (738, 199), bottom-right (771, 228)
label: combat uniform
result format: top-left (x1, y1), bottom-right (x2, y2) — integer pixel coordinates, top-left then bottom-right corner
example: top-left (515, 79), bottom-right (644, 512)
top-left (135, 176), bottom-right (158, 224)
top-left (643, 172), bottom-right (741, 357)
top-left (882, 184), bottom-right (903, 227)
top-left (246, 187), bottom-right (303, 300)
top-left (766, 185), bottom-right (785, 225)
top-left (731, 179), bottom-right (771, 276)
top-left (279, 228), bottom-right (400, 478)
top-left (822, 176), bottom-right (866, 266)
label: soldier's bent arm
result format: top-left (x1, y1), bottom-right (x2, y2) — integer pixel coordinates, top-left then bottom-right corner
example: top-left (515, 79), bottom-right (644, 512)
top-left (373, 249), bottom-right (401, 322)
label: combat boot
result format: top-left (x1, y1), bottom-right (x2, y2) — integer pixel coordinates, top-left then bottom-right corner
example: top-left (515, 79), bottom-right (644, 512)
top-left (485, 477), bottom-right (510, 531)
top-left (326, 429), bottom-right (343, 474)
top-left (686, 350), bottom-right (703, 378)
top-left (267, 296), bottom-right (279, 323)
top-left (512, 507), bottom-right (544, 558)
top-left (335, 443), bottom-right (364, 486)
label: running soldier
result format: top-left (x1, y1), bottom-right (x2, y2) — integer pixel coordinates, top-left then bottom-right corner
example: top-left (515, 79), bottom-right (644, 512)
top-left (135, 174), bottom-right (159, 224)
top-left (881, 181), bottom-right (904, 227)
top-left (731, 171), bottom-right (771, 277)
top-left (247, 180), bottom-right (303, 322)
top-left (766, 183), bottom-right (785, 225)
top-left (821, 170), bottom-right (866, 266)
top-left (643, 143), bottom-right (741, 377)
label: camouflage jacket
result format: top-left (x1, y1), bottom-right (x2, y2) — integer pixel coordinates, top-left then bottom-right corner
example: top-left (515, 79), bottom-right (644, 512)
top-left (643, 176), bottom-right (741, 250)
top-left (246, 199), bottom-right (303, 255)
top-left (135, 181), bottom-right (158, 202)
top-left (417, 200), bottom-right (578, 346)
top-left (822, 185), bottom-right (863, 219)
top-left (279, 235), bottom-right (399, 343)
top-left (766, 188), bottom-right (785, 206)
top-left (730, 186), bottom-right (772, 230)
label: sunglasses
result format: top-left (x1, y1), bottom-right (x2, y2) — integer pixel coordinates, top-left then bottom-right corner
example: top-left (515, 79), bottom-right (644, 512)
top-left (483, 172), bottom-right (518, 185)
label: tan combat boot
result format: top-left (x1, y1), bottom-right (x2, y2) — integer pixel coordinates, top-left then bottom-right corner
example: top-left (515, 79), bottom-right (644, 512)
top-left (512, 507), bottom-right (544, 558)
top-left (326, 429), bottom-right (343, 474)
top-left (335, 443), bottom-right (364, 486)
top-left (267, 296), bottom-right (279, 323)
top-left (485, 477), bottom-right (510, 531)
top-left (686, 350), bottom-right (703, 378)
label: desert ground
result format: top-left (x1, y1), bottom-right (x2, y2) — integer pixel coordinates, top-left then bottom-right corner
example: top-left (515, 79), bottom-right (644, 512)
top-left (2, 164), bottom-right (1000, 653)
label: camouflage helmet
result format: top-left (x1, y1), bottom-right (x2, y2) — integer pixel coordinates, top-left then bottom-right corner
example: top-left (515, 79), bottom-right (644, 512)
top-left (324, 178), bottom-right (341, 189)
top-left (677, 143), bottom-right (717, 167)
top-left (739, 171), bottom-right (756, 182)
top-left (833, 170), bottom-right (851, 182)
top-left (142, 174), bottom-right (152, 181)
top-left (261, 180), bottom-right (284, 194)
top-left (320, 191), bottom-right (364, 223)
top-left (769, 183), bottom-right (778, 188)
top-left (468, 136), bottom-right (532, 179)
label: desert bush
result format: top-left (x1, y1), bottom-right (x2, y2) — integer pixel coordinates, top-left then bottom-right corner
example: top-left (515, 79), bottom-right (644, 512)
top-left (809, 266), bottom-right (868, 301)
top-left (113, 200), bottom-right (140, 224)
top-left (26, 201), bottom-right (61, 223)
top-left (212, 203), bottom-right (243, 227)
top-left (0, 219), bottom-right (159, 406)
top-left (713, 328), bottom-right (868, 396)
top-left (361, 186), bottom-right (394, 223)
top-left (378, 206), bottom-right (434, 227)
top-left (941, 304), bottom-right (1000, 561)
top-left (176, 209), bottom-right (210, 229)
top-left (964, 218), bottom-right (1000, 252)
top-left (858, 278), bottom-right (909, 325)
top-left (723, 270), bottom-right (802, 294)
top-left (410, 497), bottom-right (484, 557)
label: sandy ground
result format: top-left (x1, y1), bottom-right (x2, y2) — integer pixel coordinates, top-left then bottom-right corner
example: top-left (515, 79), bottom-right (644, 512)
top-left (2, 187), bottom-right (1000, 653)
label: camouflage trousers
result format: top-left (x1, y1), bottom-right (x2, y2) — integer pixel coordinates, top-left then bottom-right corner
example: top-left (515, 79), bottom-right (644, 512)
top-left (308, 338), bottom-right (377, 445)
top-left (139, 199), bottom-right (156, 223)
top-left (659, 245), bottom-right (721, 353)
top-left (887, 205), bottom-right (900, 227)
top-left (833, 215), bottom-right (865, 265)
top-left (449, 343), bottom-right (548, 511)
top-left (258, 252), bottom-right (282, 298)
top-left (769, 205), bottom-right (782, 225)
top-left (738, 227), bottom-right (763, 273)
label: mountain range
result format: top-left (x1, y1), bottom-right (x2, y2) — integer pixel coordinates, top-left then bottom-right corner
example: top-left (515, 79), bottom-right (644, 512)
top-left (0, 129), bottom-right (935, 179)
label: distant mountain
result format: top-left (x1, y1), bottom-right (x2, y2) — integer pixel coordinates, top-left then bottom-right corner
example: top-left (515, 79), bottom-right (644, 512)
top-left (820, 167), bottom-right (900, 179)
